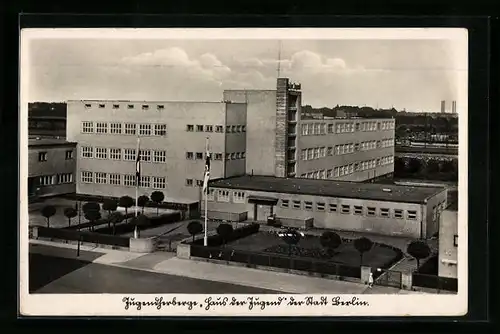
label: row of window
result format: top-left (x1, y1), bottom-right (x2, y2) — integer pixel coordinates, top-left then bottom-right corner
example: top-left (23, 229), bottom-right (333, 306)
top-left (299, 156), bottom-right (394, 179)
top-left (186, 124), bottom-right (246, 133)
top-left (81, 147), bottom-right (167, 163)
top-left (80, 171), bottom-right (167, 189)
top-left (37, 150), bottom-right (74, 162)
top-left (38, 173), bottom-right (74, 186)
top-left (82, 121), bottom-right (167, 136)
top-left (84, 102), bottom-right (165, 110)
top-left (186, 151), bottom-right (246, 161)
top-left (300, 139), bottom-right (394, 161)
top-left (300, 120), bottom-right (395, 136)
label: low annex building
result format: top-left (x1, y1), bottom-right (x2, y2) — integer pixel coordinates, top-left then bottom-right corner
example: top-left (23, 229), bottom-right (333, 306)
top-left (205, 175), bottom-right (447, 239)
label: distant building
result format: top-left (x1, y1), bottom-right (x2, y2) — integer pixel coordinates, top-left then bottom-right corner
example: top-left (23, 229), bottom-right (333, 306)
top-left (205, 175), bottom-right (447, 239)
top-left (438, 209), bottom-right (458, 278)
top-left (451, 100), bottom-right (457, 114)
top-left (440, 100), bottom-right (446, 113)
top-left (28, 138), bottom-right (76, 199)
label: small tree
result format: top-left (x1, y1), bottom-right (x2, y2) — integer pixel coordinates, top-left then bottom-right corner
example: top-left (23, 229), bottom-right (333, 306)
top-left (84, 210), bottom-right (102, 232)
top-left (131, 214), bottom-right (150, 237)
top-left (41, 205), bottom-right (56, 228)
top-left (407, 240), bottom-right (431, 269)
top-left (82, 202), bottom-right (101, 214)
top-left (187, 221), bottom-right (203, 243)
top-left (354, 237), bottom-right (373, 266)
top-left (150, 191), bottom-right (165, 216)
top-left (108, 212), bottom-right (124, 235)
top-left (216, 223), bottom-right (234, 247)
top-left (137, 195), bottom-right (149, 215)
top-left (102, 198), bottom-right (118, 223)
top-left (63, 207), bottom-right (77, 228)
top-left (319, 231), bottom-right (342, 257)
top-left (280, 229), bottom-right (302, 256)
top-left (118, 196), bottom-right (134, 221)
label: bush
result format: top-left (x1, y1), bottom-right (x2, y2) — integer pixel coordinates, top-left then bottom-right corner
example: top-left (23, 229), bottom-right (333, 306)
top-left (65, 212), bottom-right (135, 230)
top-left (36, 226), bottom-right (130, 247)
top-left (93, 212), bottom-right (182, 235)
top-left (190, 223), bottom-right (260, 246)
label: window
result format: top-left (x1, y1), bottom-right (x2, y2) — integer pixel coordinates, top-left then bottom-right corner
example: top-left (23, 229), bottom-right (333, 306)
top-left (186, 124), bottom-right (194, 132)
top-left (242, 125), bottom-right (246, 132)
top-left (341, 204), bottom-right (350, 214)
top-left (453, 235), bottom-right (458, 247)
top-left (328, 123), bottom-right (334, 133)
top-left (215, 125), bottom-right (224, 133)
top-left (98, 104), bottom-right (105, 108)
top-left (394, 209), bottom-right (403, 219)
top-left (196, 180), bottom-right (204, 187)
top-left (207, 189), bottom-right (215, 201)
top-left (109, 173), bottom-right (121, 185)
top-left (139, 124), bottom-right (152, 136)
top-left (354, 205), bottom-right (363, 215)
top-left (152, 176), bottom-right (166, 189)
top-left (124, 174), bottom-right (135, 186)
top-left (113, 104), bottom-right (120, 109)
top-left (109, 148), bottom-right (121, 160)
top-left (81, 171), bottom-right (93, 183)
top-left (281, 199), bottom-right (289, 208)
top-left (123, 148), bottom-right (135, 161)
top-left (81, 146), bottom-right (93, 158)
top-left (232, 125), bottom-right (237, 133)
top-left (38, 152), bottom-right (47, 162)
top-left (230, 153), bottom-right (236, 160)
top-left (142, 104), bottom-right (149, 110)
top-left (95, 147), bottom-right (107, 159)
top-left (218, 190), bottom-right (230, 202)
top-left (127, 104), bottom-right (134, 109)
top-left (84, 103), bottom-right (91, 108)
top-left (124, 123), bottom-right (136, 135)
top-left (186, 152), bottom-right (194, 160)
top-left (206, 125), bottom-right (213, 132)
top-left (82, 121), bottom-right (94, 133)
top-left (39, 175), bottom-right (53, 186)
top-left (96, 122), bottom-right (108, 134)
top-left (154, 124), bottom-right (167, 136)
top-left (301, 124), bottom-right (308, 135)
top-left (186, 179), bottom-right (193, 186)
top-left (233, 191), bottom-right (245, 203)
top-left (316, 202), bottom-right (325, 211)
top-left (95, 172), bottom-right (107, 184)
top-left (157, 104), bottom-right (165, 110)
top-left (140, 176), bottom-right (150, 188)
top-left (139, 149), bottom-right (151, 162)
top-left (226, 125), bottom-right (232, 133)
top-left (236, 125), bottom-right (242, 132)
top-left (304, 201), bottom-right (313, 210)
top-left (407, 210), bottom-right (417, 220)
top-left (196, 152), bottom-right (203, 160)
top-left (380, 208), bottom-right (390, 217)
top-left (327, 146), bottom-right (333, 156)
top-left (65, 150), bottom-right (74, 160)
top-left (196, 125), bottom-right (204, 132)
top-left (154, 150), bottom-right (167, 163)
top-left (292, 200), bottom-right (301, 209)
top-left (214, 153), bottom-right (223, 160)
top-left (110, 122), bottom-right (122, 134)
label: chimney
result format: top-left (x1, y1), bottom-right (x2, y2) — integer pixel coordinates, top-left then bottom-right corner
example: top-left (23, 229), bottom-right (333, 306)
top-left (440, 100), bottom-right (446, 113)
top-left (452, 101), bottom-right (457, 114)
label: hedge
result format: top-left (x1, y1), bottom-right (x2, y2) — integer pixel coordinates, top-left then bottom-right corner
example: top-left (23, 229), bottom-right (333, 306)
top-left (36, 226), bottom-right (130, 247)
top-left (64, 212), bottom-right (135, 230)
top-left (190, 223), bottom-right (260, 246)
top-left (93, 212), bottom-right (182, 235)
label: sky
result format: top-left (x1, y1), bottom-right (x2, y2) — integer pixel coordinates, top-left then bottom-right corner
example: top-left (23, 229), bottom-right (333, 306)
top-left (25, 33), bottom-right (467, 112)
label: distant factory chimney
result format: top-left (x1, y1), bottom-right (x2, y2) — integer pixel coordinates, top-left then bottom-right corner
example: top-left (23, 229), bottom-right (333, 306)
top-left (452, 100), bottom-right (457, 114)
top-left (440, 100), bottom-right (446, 113)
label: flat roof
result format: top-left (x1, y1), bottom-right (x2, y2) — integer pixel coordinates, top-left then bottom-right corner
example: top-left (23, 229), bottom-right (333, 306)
top-left (66, 99), bottom-right (234, 104)
top-left (28, 138), bottom-right (76, 148)
top-left (209, 175), bottom-right (445, 204)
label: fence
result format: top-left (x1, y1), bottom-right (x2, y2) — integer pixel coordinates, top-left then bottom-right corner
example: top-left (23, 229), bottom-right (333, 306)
top-left (190, 244), bottom-right (361, 279)
top-left (412, 273), bottom-right (458, 292)
top-left (35, 226), bottom-right (130, 248)
top-left (374, 269), bottom-right (403, 289)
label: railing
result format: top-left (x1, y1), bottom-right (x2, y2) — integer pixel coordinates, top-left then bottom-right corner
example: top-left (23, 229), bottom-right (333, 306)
top-left (412, 273), bottom-right (458, 292)
top-left (190, 245), bottom-right (361, 279)
top-left (35, 226), bottom-right (130, 248)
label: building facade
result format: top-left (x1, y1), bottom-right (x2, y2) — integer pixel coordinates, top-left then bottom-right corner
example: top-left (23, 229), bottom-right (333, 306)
top-left (438, 209), bottom-right (458, 278)
top-left (66, 100), bottom-right (247, 203)
top-left (28, 138), bottom-right (77, 199)
top-left (205, 175), bottom-right (447, 239)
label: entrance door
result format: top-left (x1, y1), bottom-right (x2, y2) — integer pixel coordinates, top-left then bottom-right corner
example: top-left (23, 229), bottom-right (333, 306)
top-left (28, 177), bottom-right (36, 197)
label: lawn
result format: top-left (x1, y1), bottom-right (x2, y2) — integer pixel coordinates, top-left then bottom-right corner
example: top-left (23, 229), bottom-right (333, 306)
top-left (226, 231), bottom-right (402, 270)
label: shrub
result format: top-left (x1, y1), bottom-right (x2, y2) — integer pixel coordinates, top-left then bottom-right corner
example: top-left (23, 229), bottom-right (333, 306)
top-left (279, 228), bottom-right (302, 256)
top-left (108, 211), bottom-right (125, 235)
top-left (354, 237), bottom-right (374, 266)
top-left (150, 191), bottom-right (165, 216)
top-left (187, 221), bottom-right (203, 242)
top-left (41, 205), bottom-right (56, 228)
top-left (407, 240), bottom-right (431, 269)
top-left (94, 212), bottom-right (182, 235)
top-left (63, 207), bottom-right (77, 228)
top-left (319, 231), bottom-right (342, 257)
top-left (37, 226), bottom-right (129, 248)
top-left (216, 223), bottom-right (234, 247)
top-left (137, 195), bottom-right (150, 214)
top-left (84, 210), bottom-right (102, 232)
top-left (82, 202), bottom-right (101, 214)
top-left (190, 223), bottom-right (260, 246)
top-left (118, 196), bottom-right (134, 220)
top-left (102, 199), bottom-right (118, 226)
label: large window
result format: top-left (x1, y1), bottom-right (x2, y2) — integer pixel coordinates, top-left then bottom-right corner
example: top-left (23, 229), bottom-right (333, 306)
top-left (82, 121), bottom-right (94, 133)
top-left (139, 176), bottom-right (150, 188)
top-left (124, 148), bottom-right (136, 161)
top-left (96, 122), bottom-right (108, 134)
top-left (95, 147), bottom-right (107, 159)
top-left (154, 150), bottom-right (167, 163)
top-left (110, 122), bottom-right (122, 134)
top-left (109, 148), bottom-right (121, 160)
top-left (109, 173), bottom-right (121, 185)
top-left (81, 146), bottom-right (93, 158)
top-left (81, 171), bottom-right (93, 183)
top-left (139, 124), bottom-right (152, 136)
top-left (154, 124), bottom-right (167, 136)
top-left (95, 172), bottom-right (107, 184)
top-left (124, 123), bottom-right (136, 135)
top-left (152, 176), bottom-right (166, 189)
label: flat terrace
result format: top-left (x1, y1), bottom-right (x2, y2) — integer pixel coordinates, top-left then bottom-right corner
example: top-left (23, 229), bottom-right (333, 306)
top-left (208, 175), bottom-right (446, 204)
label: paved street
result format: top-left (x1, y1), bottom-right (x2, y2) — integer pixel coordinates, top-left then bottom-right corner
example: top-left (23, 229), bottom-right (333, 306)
top-left (29, 245), bottom-right (280, 294)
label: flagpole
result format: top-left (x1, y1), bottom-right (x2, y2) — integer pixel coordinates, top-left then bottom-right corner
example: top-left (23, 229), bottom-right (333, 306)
top-left (134, 136), bottom-right (139, 239)
top-left (204, 137), bottom-right (209, 247)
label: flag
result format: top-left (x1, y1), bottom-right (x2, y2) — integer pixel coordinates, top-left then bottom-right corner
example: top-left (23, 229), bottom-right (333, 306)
top-left (202, 149), bottom-right (211, 194)
top-left (135, 139), bottom-right (141, 187)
